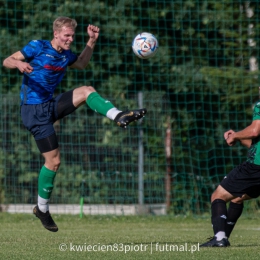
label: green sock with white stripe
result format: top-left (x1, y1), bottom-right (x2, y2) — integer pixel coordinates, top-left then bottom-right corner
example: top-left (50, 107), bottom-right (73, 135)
top-left (86, 92), bottom-right (121, 118)
top-left (38, 165), bottom-right (56, 213)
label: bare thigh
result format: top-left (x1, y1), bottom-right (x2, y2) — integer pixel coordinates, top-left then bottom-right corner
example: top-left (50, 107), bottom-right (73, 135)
top-left (211, 185), bottom-right (236, 202)
top-left (212, 185), bottom-right (252, 203)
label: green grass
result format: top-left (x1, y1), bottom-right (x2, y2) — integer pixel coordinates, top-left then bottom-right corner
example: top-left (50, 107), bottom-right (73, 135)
top-left (1, 213), bottom-right (260, 260)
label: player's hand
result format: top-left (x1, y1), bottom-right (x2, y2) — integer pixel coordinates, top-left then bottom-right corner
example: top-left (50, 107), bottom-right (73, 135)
top-left (17, 61), bottom-right (33, 74)
top-left (224, 129), bottom-right (236, 146)
top-left (224, 130), bottom-right (234, 141)
top-left (87, 24), bottom-right (100, 41)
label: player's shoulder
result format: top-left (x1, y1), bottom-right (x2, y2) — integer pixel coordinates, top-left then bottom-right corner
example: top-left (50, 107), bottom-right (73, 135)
top-left (252, 101), bottom-right (260, 120)
top-left (255, 101), bottom-right (260, 108)
top-left (26, 40), bottom-right (50, 48)
top-left (253, 101), bottom-right (260, 114)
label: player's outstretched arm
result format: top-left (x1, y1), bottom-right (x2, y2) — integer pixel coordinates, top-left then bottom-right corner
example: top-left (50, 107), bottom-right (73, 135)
top-left (225, 132), bottom-right (251, 148)
top-left (70, 24), bottom-right (100, 70)
top-left (225, 120), bottom-right (260, 147)
top-left (239, 139), bottom-right (252, 148)
top-left (3, 51), bottom-right (33, 74)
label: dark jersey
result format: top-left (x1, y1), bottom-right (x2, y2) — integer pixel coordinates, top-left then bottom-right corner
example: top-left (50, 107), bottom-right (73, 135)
top-left (247, 101), bottom-right (260, 165)
top-left (20, 40), bottom-right (77, 104)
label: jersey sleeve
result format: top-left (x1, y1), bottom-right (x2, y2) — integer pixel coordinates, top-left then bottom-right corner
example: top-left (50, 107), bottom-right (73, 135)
top-left (20, 40), bottom-right (42, 60)
top-left (67, 51), bottom-right (78, 66)
top-left (253, 102), bottom-right (260, 120)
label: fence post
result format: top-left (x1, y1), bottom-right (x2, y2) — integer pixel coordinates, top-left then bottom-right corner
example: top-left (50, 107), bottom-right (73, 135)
top-left (138, 92), bottom-right (144, 209)
top-left (165, 116), bottom-right (172, 212)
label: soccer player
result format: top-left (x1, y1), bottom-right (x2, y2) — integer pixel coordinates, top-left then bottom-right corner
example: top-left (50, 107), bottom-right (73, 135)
top-left (200, 100), bottom-right (260, 247)
top-left (3, 17), bottom-right (147, 232)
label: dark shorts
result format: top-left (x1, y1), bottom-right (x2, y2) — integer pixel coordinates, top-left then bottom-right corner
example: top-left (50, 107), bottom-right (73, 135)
top-left (220, 161), bottom-right (260, 198)
top-left (21, 90), bottom-right (77, 153)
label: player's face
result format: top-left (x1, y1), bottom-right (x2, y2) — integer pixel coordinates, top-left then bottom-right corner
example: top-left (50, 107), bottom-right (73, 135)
top-left (54, 26), bottom-right (75, 51)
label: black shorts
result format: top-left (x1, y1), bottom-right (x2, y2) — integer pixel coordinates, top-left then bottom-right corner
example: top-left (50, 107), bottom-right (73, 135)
top-left (21, 90), bottom-right (77, 153)
top-left (220, 162), bottom-right (260, 198)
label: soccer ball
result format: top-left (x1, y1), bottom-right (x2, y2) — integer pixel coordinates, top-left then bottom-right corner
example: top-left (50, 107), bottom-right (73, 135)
top-left (132, 32), bottom-right (159, 59)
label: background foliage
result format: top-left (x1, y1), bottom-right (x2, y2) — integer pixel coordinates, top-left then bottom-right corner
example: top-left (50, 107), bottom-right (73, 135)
top-left (0, 0), bottom-right (260, 214)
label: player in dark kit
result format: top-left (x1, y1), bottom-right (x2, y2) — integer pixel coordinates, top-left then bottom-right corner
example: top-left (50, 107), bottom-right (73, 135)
top-left (3, 17), bottom-right (147, 232)
top-left (200, 100), bottom-right (260, 247)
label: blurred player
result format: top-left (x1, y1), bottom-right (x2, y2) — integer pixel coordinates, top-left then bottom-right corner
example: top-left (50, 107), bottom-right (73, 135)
top-left (3, 16), bottom-right (146, 232)
top-left (200, 100), bottom-right (260, 247)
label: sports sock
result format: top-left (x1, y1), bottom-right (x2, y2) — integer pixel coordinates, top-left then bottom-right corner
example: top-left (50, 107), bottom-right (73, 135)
top-left (38, 195), bottom-right (49, 213)
top-left (225, 202), bottom-right (244, 238)
top-left (215, 231), bottom-right (226, 241)
top-left (38, 165), bottom-right (56, 213)
top-left (211, 199), bottom-right (227, 240)
top-left (86, 92), bottom-right (117, 117)
top-left (106, 107), bottom-right (122, 120)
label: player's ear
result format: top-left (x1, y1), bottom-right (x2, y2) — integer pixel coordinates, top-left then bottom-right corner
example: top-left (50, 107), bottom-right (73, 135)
top-left (53, 30), bottom-right (58, 38)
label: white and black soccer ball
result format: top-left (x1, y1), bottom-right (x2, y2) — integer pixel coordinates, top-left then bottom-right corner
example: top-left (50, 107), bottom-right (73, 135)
top-left (132, 32), bottom-right (159, 59)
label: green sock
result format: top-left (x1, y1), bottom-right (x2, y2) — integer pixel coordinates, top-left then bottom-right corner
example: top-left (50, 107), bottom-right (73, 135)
top-left (86, 92), bottom-right (115, 116)
top-left (38, 166), bottom-right (56, 199)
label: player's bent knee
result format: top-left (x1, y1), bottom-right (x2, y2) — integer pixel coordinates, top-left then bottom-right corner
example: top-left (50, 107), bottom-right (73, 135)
top-left (82, 86), bottom-right (96, 98)
top-left (44, 153), bottom-right (61, 172)
top-left (45, 159), bottom-right (60, 172)
top-left (211, 185), bottom-right (234, 202)
top-left (72, 86), bottom-right (97, 106)
top-left (53, 157), bottom-right (61, 168)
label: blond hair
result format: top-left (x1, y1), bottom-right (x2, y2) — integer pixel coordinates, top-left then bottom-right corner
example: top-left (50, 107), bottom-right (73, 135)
top-left (53, 16), bottom-right (77, 31)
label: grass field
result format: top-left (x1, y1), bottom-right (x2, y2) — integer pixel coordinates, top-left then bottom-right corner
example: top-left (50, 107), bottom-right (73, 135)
top-left (1, 212), bottom-right (260, 260)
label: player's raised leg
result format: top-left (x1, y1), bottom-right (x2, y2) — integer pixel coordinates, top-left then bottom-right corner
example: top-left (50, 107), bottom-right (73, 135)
top-left (72, 86), bottom-right (147, 128)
